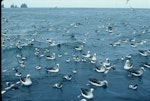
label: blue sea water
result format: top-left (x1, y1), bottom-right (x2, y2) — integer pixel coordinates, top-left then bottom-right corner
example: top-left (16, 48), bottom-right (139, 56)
top-left (1, 8), bottom-right (150, 101)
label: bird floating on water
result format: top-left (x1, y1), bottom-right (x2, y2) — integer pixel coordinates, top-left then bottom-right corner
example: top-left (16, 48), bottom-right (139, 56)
top-left (20, 74), bottom-right (32, 86)
top-left (66, 58), bottom-right (71, 63)
top-left (82, 51), bottom-right (91, 58)
top-left (124, 60), bottom-right (133, 70)
top-left (53, 83), bottom-right (63, 89)
top-left (138, 50), bottom-right (150, 56)
top-left (80, 88), bottom-right (94, 99)
top-left (75, 45), bottom-right (83, 51)
top-left (46, 53), bottom-right (56, 60)
top-left (130, 67), bottom-right (145, 77)
top-left (90, 53), bottom-right (96, 63)
top-left (142, 62), bottom-right (150, 69)
top-left (103, 58), bottom-right (110, 67)
top-left (45, 64), bottom-right (59, 73)
top-left (1, 81), bottom-right (20, 94)
top-left (63, 74), bottom-right (72, 80)
top-left (72, 68), bottom-right (77, 74)
top-left (128, 84), bottom-right (138, 90)
top-left (94, 65), bottom-right (106, 73)
top-left (80, 99), bottom-right (87, 101)
top-left (88, 78), bottom-right (108, 87)
top-left (35, 65), bottom-right (41, 70)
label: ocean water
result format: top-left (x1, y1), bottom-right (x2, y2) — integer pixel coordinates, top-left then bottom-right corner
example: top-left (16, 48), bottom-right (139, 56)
top-left (1, 8), bottom-right (150, 101)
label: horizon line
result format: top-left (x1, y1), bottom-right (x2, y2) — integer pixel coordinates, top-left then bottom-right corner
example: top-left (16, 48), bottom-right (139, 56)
top-left (2, 7), bottom-right (150, 9)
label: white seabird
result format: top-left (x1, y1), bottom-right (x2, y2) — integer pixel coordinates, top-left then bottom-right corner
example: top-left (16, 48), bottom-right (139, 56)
top-left (15, 72), bottom-right (22, 77)
top-left (46, 53), bottom-right (56, 60)
top-left (104, 65), bottom-right (115, 74)
top-left (75, 45), bottom-right (83, 51)
top-left (94, 65), bottom-right (105, 73)
top-left (90, 53), bottom-right (96, 63)
top-left (63, 74), bottom-right (72, 80)
top-left (128, 84), bottom-right (138, 90)
top-left (80, 99), bottom-right (87, 101)
top-left (35, 65), bottom-right (41, 70)
top-left (20, 74), bottom-right (32, 86)
top-left (80, 88), bottom-right (94, 99)
top-left (72, 68), bottom-right (77, 74)
top-left (66, 58), bottom-right (71, 63)
top-left (53, 83), bottom-right (63, 89)
top-left (45, 64), bottom-right (59, 73)
top-left (103, 58), bottom-right (110, 67)
top-left (138, 50), bottom-right (150, 56)
top-left (142, 62), bottom-right (150, 69)
top-left (74, 56), bottom-right (80, 62)
top-left (124, 60), bottom-right (133, 70)
top-left (82, 51), bottom-right (91, 58)
top-left (88, 78), bottom-right (108, 87)
top-left (131, 67), bottom-right (145, 77)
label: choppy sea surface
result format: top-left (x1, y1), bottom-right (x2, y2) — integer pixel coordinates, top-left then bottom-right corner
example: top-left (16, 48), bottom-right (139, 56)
top-left (1, 8), bottom-right (150, 101)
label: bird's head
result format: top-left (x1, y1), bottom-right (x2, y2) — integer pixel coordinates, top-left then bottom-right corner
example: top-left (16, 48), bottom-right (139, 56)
top-left (26, 74), bottom-right (31, 78)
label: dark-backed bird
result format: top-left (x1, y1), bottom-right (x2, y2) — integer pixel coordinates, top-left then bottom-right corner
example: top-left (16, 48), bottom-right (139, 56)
top-left (88, 78), bottom-right (108, 87)
top-left (20, 74), bottom-right (32, 86)
top-left (130, 67), bottom-right (145, 77)
top-left (45, 64), bottom-right (59, 73)
top-left (80, 88), bottom-right (94, 99)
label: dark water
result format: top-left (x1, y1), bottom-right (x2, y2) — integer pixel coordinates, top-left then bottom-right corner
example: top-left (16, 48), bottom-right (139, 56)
top-left (1, 8), bottom-right (150, 101)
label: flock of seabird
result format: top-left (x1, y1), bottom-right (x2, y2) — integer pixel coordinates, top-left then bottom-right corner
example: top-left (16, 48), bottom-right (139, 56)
top-left (2, 9), bottom-right (150, 100)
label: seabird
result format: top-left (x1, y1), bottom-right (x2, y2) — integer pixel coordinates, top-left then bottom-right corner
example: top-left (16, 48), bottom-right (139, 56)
top-left (125, 54), bottom-right (132, 59)
top-left (80, 99), bottom-right (87, 101)
top-left (138, 50), bottom-right (150, 56)
top-left (104, 66), bottom-right (115, 74)
top-left (131, 67), bottom-right (145, 77)
top-left (35, 65), bottom-right (41, 70)
top-left (129, 84), bottom-right (138, 90)
top-left (82, 51), bottom-right (91, 58)
top-left (142, 62), bottom-right (150, 69)
top-left (72, 68), bottom-right (77, 74)
top-left (88, 78), bottom-right (108, 87)
top-left (90, 53), bottom-right (96, 63)
top-left (75, 45), bottom-right (83, 51)
top-left (106, 25), bottom-right (113, 33)
top-left (66, 58), bottom-right (71, 63)
top-left (130, 43), bottom-right (138, 47)
top-left (103, 58), bottom-right (110, 67)
top-left (53, 83), bottom-right (63, 89)
top-left (2, 81), bottom-right (20, 94)
top-left (20, 74), bottom-right (32, 86)
top-left (74, 56), bottom-right (80, 63)
top-left (63, 74), bottom-right (72, 80)
top-left (46, 53), bottom-right (56, 60)
top-left (18, 59), bottom-right (24, 64)
top-left (81, 58), bottom-right (87, 62)
top-left (12, 67), bottom-right (22, 77)
top-left (58, 53), bottom-right (63, 58)
top-left (45, 64), bottom-right (59, 73)
top-left (124, 60), bottom-right (133, 70)
top-left (80, 88), bottom-right (94, 99)
top-left (15, 72), bottom-right (22, 77)
top-left (94, 65), bottom-right (106, 73)
top-left (20, 63), bottom-right (25, 68)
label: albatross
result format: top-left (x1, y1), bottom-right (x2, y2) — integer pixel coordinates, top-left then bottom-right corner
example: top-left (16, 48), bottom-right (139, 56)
top-left (124, 60), bottom-right (133, 70)
top-left (45, 64), bottom-right (59, 73)
top-left (130, 67), bottom-right (145, 77)
top-left (80, 88), bottom-right (94, 99)
top-left (88, 78), bottom-right (108, 87)
top-left (20, 74), bottom-right (32, 86)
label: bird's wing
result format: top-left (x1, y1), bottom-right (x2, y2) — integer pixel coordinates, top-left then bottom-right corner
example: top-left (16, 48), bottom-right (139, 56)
top-left (81, 88), bottom-right (89, 95)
